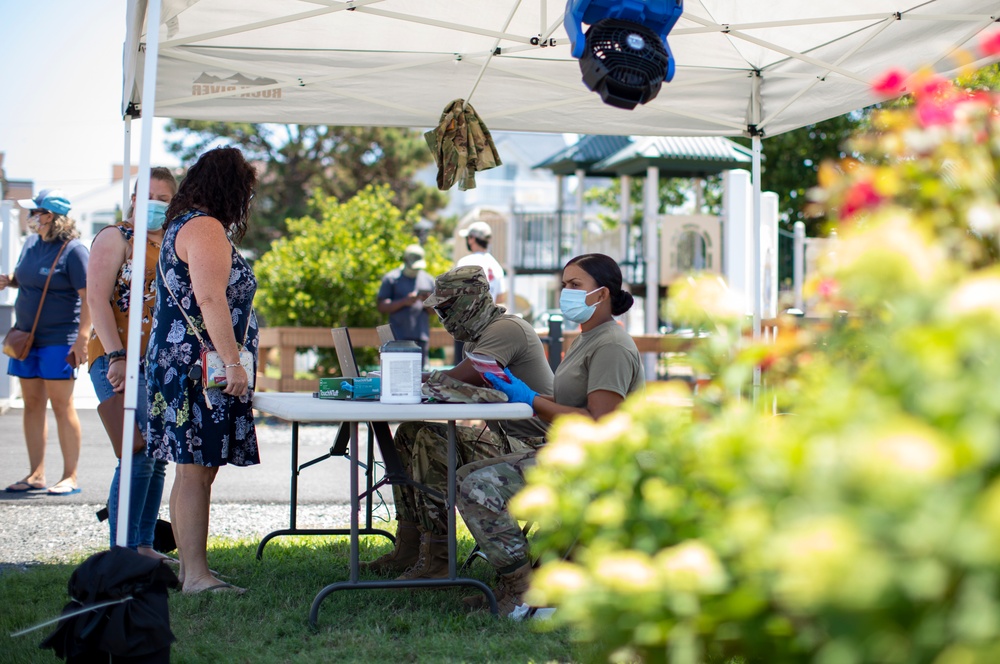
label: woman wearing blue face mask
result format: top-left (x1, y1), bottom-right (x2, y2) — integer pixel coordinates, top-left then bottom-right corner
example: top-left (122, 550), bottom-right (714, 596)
top-left (87, 167), bottom-right (178, 557)
top-left (457, 253), bottom-right (644, 615)
top-left (485, 252), bottom-right (644, 421)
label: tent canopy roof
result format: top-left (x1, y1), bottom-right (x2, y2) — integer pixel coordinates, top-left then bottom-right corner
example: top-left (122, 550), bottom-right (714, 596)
top-left (125, 1), bottom-right (1000, 139)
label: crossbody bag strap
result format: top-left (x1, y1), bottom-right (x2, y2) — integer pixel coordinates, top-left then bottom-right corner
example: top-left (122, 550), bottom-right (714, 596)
top-left (157, 256), bottom-right (252, 350)
top-left (25, 240), bottom-right (70, 335)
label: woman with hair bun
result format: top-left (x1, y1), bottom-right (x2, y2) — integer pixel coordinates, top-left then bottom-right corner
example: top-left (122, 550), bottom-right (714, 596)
top-left (456, 253), bottom-right (644, 616)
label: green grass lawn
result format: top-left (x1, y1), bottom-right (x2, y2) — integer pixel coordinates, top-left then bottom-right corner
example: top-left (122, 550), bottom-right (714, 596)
top-left (0, 533), bottom-right (593, 664)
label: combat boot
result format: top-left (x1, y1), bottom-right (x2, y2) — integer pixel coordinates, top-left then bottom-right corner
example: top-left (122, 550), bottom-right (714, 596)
top-left (359, 521), bottom-right (421, 575)
top-left (396, 533), bottom-right (450, 580)
top-left (463, 560), bottom-right (531, 615)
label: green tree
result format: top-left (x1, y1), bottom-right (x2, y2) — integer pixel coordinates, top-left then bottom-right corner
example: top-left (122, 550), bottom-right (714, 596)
top-left (164, 122), bottom-right (448, 254)
top-left (253, 185), bottom-right (449, 371)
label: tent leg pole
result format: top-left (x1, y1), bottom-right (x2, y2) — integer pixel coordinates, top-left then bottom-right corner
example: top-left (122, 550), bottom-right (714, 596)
top-left (751, 135), bottom-right (763, 406)
top-left (117, 0), bottom-right (163, 549)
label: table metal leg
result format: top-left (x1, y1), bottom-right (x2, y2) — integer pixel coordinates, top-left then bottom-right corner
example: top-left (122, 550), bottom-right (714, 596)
top-left (257, 420), bottom-right (393, 561)
top-left (291, 421), bottom-right (300, 530)
top-left (447, 420), bottom-right (457, 579)
top-left (308, 419), bottom-right (498, 628)
top-left (350, 421), bottom-right (360, 583)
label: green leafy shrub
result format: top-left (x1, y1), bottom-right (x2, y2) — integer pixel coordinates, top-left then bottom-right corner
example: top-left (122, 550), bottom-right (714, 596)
top-left (254, 185), bottom-right (449, 371)
top-left (514, 57), bottom-right (1000, 663)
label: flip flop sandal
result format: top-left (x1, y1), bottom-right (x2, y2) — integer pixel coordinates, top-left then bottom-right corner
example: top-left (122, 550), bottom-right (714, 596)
top-left (6, 480), bottom-right (47, 493)
top-left (47, 483), bottom-right (82, 496)
top-left (183, 582), bottom-right (246, 595)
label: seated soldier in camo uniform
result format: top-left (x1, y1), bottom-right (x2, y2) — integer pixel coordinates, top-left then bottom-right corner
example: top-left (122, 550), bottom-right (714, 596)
top-left (361, 265), bottom-right (554, 581)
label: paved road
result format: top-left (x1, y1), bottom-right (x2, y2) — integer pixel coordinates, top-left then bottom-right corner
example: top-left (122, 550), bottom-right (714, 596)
top-left (0, 387), bottom-right (392, 508)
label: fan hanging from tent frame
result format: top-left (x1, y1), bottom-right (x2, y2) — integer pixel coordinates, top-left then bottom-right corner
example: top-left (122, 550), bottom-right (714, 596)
top-left (565, 0), bottom-right (683, 109)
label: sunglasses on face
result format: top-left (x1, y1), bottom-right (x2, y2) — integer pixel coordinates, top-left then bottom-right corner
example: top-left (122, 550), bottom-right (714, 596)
top-left (30, 209), bottom-right (49, 218)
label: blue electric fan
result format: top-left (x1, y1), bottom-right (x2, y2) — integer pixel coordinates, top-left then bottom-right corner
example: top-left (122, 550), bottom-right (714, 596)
top-left (564, 0), bottom-right (683, 109)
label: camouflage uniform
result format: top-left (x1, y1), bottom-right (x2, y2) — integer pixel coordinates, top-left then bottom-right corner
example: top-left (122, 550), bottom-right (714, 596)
top-left (422, 371), bottom-right (508, 404)
top-left (424, 99), bottom-right (501, 191)
top-left (391, 265), bottom-right (548, 537)
top-left (392, 422), bottom-right (540, 536)
top-left (456, 450), bottom-right (538, 571)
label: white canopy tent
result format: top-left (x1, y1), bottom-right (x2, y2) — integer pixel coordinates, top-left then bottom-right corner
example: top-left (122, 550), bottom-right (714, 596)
top-left (114, 0), bottom-right (1000, 543)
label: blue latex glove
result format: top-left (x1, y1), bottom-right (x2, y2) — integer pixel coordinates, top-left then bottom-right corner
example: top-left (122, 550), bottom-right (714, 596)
top-left (485, 368), bottom-right (537, 405)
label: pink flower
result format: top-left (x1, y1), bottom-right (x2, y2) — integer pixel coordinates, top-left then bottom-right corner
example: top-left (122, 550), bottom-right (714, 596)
top-left (980, 30), bottom-right (1000, 57)
top-left (872, 69), bottom-right (907, 96)
top-left (915, 74), bottom-right (950, 101)
top-left (915, 97), bottom-right (957, 127)
top-left (817, 278), bottom-right (839, 300)
top-left (840, 180), bottom-right (883, 219)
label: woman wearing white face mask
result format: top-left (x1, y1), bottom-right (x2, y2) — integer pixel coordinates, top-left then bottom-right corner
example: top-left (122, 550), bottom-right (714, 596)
top-left (456, 253), bottom-right (644, 616)
top-left (87, 167), bottom-right (178, 556)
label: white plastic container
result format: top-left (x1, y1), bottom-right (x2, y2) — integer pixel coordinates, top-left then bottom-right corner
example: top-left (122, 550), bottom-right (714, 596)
top-left (379, 340), bottom-right (422, 404)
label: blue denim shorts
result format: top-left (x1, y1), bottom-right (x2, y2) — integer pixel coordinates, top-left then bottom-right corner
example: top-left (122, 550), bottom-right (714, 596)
top-left (7, 344), bottom-right (77, 380)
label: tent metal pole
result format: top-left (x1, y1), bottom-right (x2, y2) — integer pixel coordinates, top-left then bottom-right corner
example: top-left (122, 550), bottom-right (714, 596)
top-left (123, 117), bottom-right (132, 216)
top-left (750, 67), bottom-right (763, 406)
top-left (751, 136), bottom-right (762, 402)
top-left (506, 212), bottom-right (516, 317)
top-left (794, 221), bottom-right (805, 311)
top-left (619, 174), bottom-right (631, 330)
top-left (643, 166), bottom-right (659, 380)
top-left (574, 168), bottom-right (585, 257)
top-left (117, 0), bottom-right (162, 549)
top-left (461, 0), bottom-right (521, 109)
top-left (619, 175), bottom-right (630, 263)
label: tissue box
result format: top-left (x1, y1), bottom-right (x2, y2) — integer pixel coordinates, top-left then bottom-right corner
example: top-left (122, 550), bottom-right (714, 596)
top-left (318, 376), bottom-right (380, 400)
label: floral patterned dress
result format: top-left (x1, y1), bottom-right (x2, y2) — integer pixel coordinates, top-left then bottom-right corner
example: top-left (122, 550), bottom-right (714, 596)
top-left (86, 223), bottom-right (160, 362)
top-left (145, 210), bottom-right (260, 467)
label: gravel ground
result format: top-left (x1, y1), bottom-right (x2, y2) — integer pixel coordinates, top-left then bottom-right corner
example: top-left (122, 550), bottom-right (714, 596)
top-left (0, 502), bottom-right (391, 566)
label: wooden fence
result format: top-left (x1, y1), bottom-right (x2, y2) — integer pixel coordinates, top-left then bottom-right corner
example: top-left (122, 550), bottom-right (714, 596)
top-left (255, 326), bottom-right (710, 393)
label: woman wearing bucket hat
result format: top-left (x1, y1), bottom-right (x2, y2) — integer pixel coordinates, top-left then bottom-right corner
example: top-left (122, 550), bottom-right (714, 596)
top-left (1, 189), bottom-right (90, 495)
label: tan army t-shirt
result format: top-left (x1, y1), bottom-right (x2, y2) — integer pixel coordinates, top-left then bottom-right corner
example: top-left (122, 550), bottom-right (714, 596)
top-left (553, 320), bottom-right (644, 409)
top-left (464, 315), bottom-right (554, 440)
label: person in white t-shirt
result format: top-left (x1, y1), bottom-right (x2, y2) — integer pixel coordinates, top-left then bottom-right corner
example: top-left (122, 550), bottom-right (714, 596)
top-left (456, 221), bottom-right (505, 303)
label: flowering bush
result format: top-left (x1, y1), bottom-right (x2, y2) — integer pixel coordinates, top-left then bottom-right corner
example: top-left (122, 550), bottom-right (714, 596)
top-left (515, 46), bottom-right (1000, 664)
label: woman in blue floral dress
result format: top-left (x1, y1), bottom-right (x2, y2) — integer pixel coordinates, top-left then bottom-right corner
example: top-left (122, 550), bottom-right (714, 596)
top-left (145, 146), bottom-right (258, 594)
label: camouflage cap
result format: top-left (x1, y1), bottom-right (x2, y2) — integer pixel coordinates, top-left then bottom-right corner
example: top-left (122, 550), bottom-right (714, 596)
top-left (424, 265), bottom-right (499, 342)
top-left (424, 265), bottom-right (489, 308)
top-left (421, 371), bottom-right (508, 404)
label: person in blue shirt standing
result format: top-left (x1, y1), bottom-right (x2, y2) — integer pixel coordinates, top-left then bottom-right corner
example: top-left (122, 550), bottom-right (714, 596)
top-left (377, 244), bottom-right (435, 369)
top-left (1, 189), bottom-right (90, 495)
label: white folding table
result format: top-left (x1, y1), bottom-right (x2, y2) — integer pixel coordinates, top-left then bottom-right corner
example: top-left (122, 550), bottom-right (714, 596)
top-left (251, 393), bottom-right (534, 626)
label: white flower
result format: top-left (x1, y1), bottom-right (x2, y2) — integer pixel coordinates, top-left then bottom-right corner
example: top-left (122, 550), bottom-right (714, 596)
top-left (655, 541), bottom-right (728, 594)
top-left (967, 202), bottom-right (1000, 234)
top-left (947, 274), bottom-right (1000, 317)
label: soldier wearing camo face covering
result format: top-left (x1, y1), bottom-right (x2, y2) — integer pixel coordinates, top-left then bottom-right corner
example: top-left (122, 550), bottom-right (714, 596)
top-left (361, 265), bottom-right (553, 582)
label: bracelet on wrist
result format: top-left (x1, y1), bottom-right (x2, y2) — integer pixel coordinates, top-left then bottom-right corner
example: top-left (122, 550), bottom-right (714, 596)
top-left (109, 356), bottom-right (126, 365)
top-left (224, 362), bottom-right (242, 368)
top-left (106, 349), bottom-right (126, 359)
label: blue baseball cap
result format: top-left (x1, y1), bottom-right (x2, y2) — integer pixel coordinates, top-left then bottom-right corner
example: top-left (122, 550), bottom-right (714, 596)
top-left (17, 188), bottom-right (71, 215)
